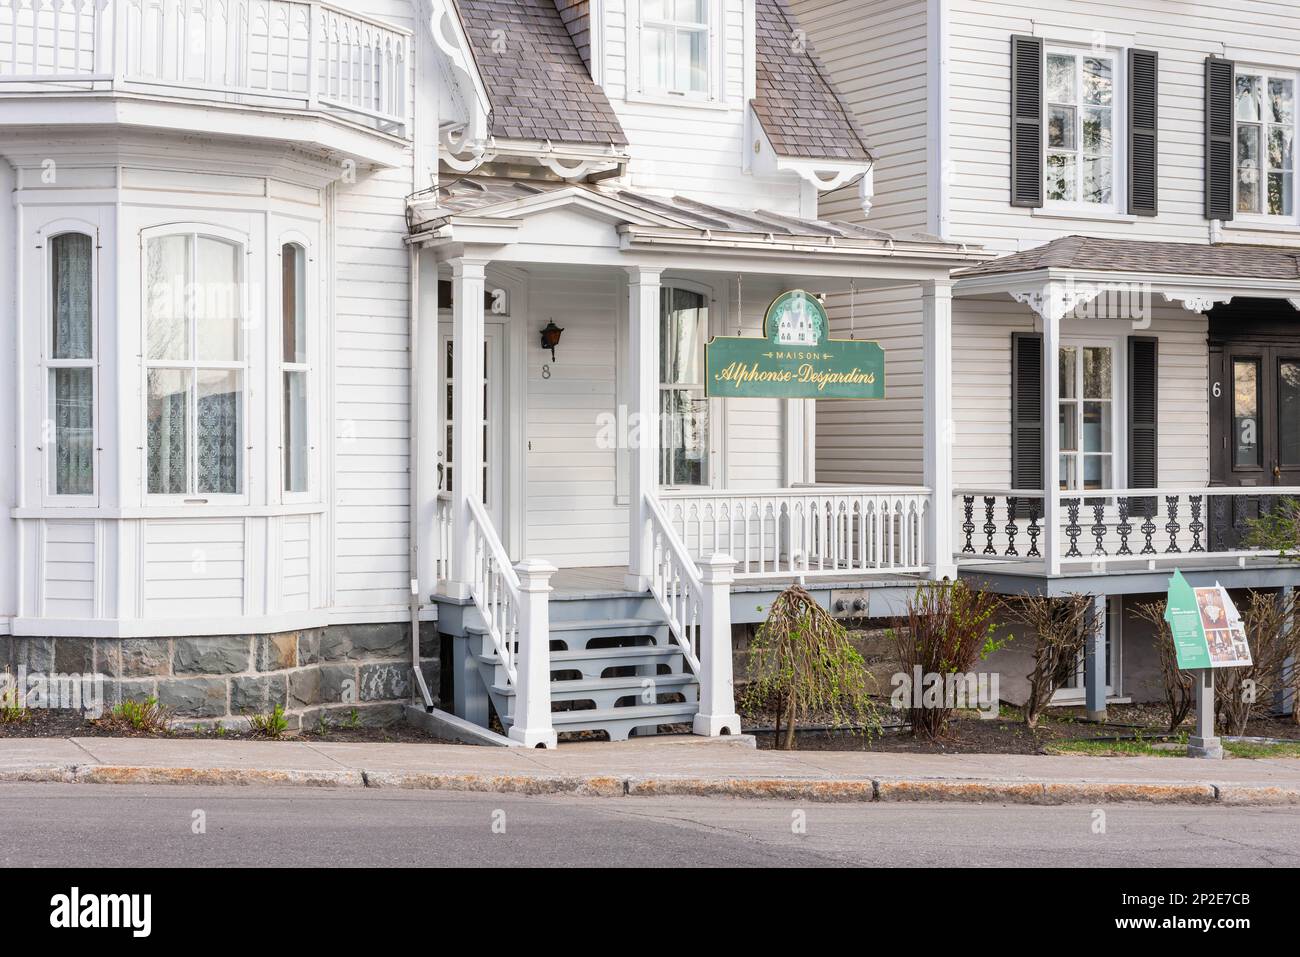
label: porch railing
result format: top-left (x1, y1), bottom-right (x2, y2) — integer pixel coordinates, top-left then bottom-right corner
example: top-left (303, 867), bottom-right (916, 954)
top-left (955, 487), bottom-right (1300, 570)
top-left (645, 493), bottom-right (705, 675)
top-left (434, 492), bottom-right (452, 583)
top-left (658, 486), bottom-right (931, 579)
top-left (466, 495), bottom-right (520, 687)
top-left (0, 0), bottom-right (409, 135)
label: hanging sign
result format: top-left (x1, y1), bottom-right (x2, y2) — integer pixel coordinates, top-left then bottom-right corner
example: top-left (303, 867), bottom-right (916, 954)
top-left (1164, 570), bottom-right (1253, 670)
top-left (705, 290), bottom-right (885, 400)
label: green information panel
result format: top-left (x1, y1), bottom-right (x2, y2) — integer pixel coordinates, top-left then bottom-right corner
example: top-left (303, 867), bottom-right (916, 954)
top-left (705, 290), bottom-right (885, 400)
top-left (1163, 570), bottom-right (1253, 670)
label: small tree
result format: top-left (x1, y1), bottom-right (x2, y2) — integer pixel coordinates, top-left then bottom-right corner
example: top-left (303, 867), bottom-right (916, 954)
top-left (740, 585), bottom-right (877, 750)
top-left (1132, 600), bottom-right (1195, 732)
top-left (1214, 589), bottom-right (1300, 735)
top-left (1003, 593), bottom-right (1095, 729)
top-left (889, 581), bottom-right (1005, 741)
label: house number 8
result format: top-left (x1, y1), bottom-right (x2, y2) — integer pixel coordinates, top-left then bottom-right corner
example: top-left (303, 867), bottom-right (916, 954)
top-left (542, 363), bottom-right (552, 380)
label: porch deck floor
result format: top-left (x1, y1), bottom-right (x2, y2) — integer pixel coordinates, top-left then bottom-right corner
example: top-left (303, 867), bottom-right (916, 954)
top-left (549, 565), bottom-right (927, 600)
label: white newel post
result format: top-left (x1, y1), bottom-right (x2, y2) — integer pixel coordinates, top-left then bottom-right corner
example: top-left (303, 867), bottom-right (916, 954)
top-left (448, 258), bottom-right (487, 600)
top-left (922, 280), bottom-right (955, 579)
top-left (625, 267), bottom-right (662, 592)
top-left (1041, 285), bottom-right (1062, 576)
top-left (510, 559), bottom-right (557, 749)
top-left (693, 553), bottom-right (741, 737)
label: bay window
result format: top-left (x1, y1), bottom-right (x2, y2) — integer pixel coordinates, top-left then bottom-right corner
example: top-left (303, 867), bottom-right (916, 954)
top-left (659, 287), bottom-right (709, 487)
top-left (640, 0), bottom-right (711, 97)
top-left (1045, 49), bottom-right (1117, 208)
top-left (1235, 69), bottom-right (1296, 217)
top-left (145, 233), bottom-right (245, 497)
top-left (281, 242), bottom-right (310, 494)
top-left (48, 232), bottom-right (95, 497)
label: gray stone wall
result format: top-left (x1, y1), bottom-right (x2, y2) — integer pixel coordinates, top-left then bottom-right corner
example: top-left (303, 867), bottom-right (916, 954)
top-left (0, 623), bottom-right (441, 731)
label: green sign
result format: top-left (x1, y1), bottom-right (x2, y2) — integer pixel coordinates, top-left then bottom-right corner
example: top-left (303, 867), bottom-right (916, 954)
top-left (705, 290), bottom-right (885, 399)
top-left (1163, 570), bottom-right (1253, 670)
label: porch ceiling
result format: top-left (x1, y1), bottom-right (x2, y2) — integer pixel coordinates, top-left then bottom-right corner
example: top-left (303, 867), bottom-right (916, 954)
top-left (407, 176), bottom-right (990, 283)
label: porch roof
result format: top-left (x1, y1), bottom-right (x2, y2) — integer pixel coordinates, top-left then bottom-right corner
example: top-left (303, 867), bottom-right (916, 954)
top-left (956, 235), bottom-right (1300, 281)
top-left (408, 176), bottom-right (986, 278)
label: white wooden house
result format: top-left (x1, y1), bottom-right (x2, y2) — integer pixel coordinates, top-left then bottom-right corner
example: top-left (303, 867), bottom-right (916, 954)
top-left (793, 0), bottom-right (1300, 715)
top-left (0, 0), bottom-right (986, 742)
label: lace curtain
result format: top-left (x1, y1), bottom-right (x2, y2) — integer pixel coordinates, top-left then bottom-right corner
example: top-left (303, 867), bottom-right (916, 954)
top-left (52, 234), bottom-right (93, 495)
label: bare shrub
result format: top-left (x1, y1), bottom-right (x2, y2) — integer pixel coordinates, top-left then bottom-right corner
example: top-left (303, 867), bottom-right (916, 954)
top-left (1215, 590), bottom-right (1300, 735)
top-left (1132, 600), bottom-right (1195, 732)
top-left (1003, 593), bottom-right (1096, 729)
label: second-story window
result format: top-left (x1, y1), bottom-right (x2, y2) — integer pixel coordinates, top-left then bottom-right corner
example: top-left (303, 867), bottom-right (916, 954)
top-left (1046, 49), bottom-right (1116, 208)
top-left (145, 233), bottom-right (245, 497)
top-left (641, 0), bottom-right (710, 97)
top-left (1235, 69), bottom-right (1295, 218)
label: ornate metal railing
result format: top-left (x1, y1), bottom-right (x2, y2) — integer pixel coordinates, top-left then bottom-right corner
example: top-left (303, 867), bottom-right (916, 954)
top-left (659, 486), bottom-right (930, 579)
top-left (956, 487), bottom-right (1300, 569)
top-left (0, 0), bottom-right (409, 135)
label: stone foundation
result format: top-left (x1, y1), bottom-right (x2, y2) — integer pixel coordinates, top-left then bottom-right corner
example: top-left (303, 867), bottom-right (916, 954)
top-left (0, 623), bottom-right (441, 731)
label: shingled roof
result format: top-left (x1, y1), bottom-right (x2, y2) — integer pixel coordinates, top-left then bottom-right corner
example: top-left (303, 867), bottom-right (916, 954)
top-left (752, 0), bottom-right (872, 163)
top-left (454, 0), bottom-right (627, 148)
top-left (957, 235), bottom-right (1300, 281)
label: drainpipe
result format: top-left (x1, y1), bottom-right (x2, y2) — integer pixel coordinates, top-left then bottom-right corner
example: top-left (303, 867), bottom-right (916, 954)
top-left (409, 242), bottom-right (435, 710)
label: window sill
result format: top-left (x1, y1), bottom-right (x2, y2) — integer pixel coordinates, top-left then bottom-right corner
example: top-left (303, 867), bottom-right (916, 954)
top-left (1223, 217), bottom-right (1300, 234)
top-left (11, 503), bottom-right (327, 520)
top-left (623, 91), bottom-right (731, 112)
top-left (1033, 207), bottom-right (1138, 225)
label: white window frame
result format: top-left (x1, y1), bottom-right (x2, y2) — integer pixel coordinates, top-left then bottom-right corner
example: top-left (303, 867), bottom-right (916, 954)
top-left (141, 223), bottom-right (250, 504)
top-left (658, 280), bottom-right (719, 490)
top-left (1057, 336), bottom-right (1125, 494)
top-left (1043, 45), bottom-right (1126, 215)
top-left (629, 0), bottom-right (724, 106)
top-left (42, 224), bottom-right (99, 506)
top-left (1233, 65), bottom-right (1298, 225)
top-left (278, 236), bottom-right (317, 503)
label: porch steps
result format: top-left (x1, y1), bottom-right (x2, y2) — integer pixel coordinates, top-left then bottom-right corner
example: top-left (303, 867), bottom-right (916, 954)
top-left (467, 604), bottom-right (700, 743)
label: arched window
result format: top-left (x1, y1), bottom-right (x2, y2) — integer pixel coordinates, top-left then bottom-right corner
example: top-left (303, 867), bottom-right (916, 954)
top-left (281, 242), bottom-right (310, 494)
top-left (145, 233), bottom-right (245, 496)
top-left (49, 232), bottom-right (95, 496)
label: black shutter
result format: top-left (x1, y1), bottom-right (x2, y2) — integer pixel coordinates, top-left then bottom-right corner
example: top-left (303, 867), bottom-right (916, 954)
top-left (1010, 35), bottom-right (1044, 208)
top-left (1205, 56), bottom-right (1235, 220)
top-left (1011, 332), bottom-right (1044, 495)
top-left (1128, 337), bottom-right (1159, 514)
top-left (1128, 49), bottom-right (1159, 216)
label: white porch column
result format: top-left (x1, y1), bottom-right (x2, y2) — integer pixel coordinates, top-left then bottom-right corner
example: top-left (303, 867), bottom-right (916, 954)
top-left (922, 280), bottom-right (955, 579)
top-left (1042, 284), bottom-right (1063, 576)
top-left (448, 258), bottom-right (487, 600)
top-left (625, 267), bottom-right (662, 591)
top-left (510, 558), bottom-right (557, 749)
top-left (693, 553), bottom-right (741, 737)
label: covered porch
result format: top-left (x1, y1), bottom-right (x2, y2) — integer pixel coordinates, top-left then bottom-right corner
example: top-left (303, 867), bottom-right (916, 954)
top-left (406, 176), bottom-right (985, 745)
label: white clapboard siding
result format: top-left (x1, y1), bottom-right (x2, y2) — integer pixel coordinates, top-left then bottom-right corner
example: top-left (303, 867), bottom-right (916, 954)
top-left (790, 0), bottom-right (930, 233)
top-left (281, 515), bottom-right (311, 612)
top-left (948, 0), bottom-right (1300, 252)
top-left (42, 521), bottom-right (96, 619)
top-left (603, 0), bottom-right (803, 214)
top-left (142, 520), bottom-right (245, 618)
top-left (0, 158), bottom-right (14, 624)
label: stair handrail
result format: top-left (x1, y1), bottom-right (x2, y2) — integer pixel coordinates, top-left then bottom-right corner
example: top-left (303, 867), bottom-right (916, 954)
top-left (466, 495), bottom-right (520, 687)
top-left (644, 492), bottom-right (705, 675)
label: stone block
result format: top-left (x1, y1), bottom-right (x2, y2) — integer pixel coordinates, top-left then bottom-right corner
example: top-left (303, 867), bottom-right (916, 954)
top-left (359, 662), bottom-right (410, 702)
top-left (174, 636), bottom-right (251, 675)
top-left (157, 677), bottom-right (227, 718)
top-left (256, 633), bottom-right (297, 672)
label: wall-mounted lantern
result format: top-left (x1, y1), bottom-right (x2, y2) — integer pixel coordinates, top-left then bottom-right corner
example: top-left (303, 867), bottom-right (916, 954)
top-left (540, 320), bottom-right (564, 362)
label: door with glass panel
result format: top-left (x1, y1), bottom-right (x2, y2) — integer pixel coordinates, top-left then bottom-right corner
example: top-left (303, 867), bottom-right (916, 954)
top-left (1057, 343), bottom-right (1115, 492)
top-left (659, 287), bottom-right (710, 488)
top-left (437, 322), bottom-right (505, 534)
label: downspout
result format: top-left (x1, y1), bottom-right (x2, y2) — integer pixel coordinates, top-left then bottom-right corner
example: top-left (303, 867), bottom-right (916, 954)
top-left (409, 241), bottom-right (435, 710)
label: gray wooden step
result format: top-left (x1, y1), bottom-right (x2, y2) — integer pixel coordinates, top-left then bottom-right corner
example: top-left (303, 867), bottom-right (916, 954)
top-left (549, 703), bottom-right (699, 741)
top-left (493, 673), bottom-right (697, 698)
top-left (550, 617), bottom-right (668, 644)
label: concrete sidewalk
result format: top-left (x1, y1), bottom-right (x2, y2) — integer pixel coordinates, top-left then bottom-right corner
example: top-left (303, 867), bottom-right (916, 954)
top-left (3, 734), bottom-right (1300, 805)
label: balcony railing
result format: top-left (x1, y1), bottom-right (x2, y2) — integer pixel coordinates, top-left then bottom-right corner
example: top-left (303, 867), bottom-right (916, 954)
top-left (955, 487), bottom-right (1300, 573)
top-left (0, 0), bottom-right (409, 135)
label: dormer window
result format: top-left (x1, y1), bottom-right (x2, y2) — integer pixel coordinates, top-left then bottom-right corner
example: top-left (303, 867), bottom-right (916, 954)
top-left (639, 0), bottom-right (712, 98)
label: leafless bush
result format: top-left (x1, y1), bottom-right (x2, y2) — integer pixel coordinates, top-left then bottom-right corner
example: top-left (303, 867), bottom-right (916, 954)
top-left (1215, 590), bottom-right (1300, 735)
top-left (1132, 600), bottom-right (1195, 732)
top-left (1002, 593), bottom-right (1095, 729)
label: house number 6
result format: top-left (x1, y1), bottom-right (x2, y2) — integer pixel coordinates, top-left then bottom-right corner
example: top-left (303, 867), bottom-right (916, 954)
top-left (1212, 381), bottom-right (1222, 398)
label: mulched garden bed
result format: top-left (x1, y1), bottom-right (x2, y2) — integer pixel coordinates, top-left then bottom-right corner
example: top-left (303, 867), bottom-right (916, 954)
top-left (0, 708), bottom-right (458, 745)
top-left (743, 702), bottom-right (1300, 754)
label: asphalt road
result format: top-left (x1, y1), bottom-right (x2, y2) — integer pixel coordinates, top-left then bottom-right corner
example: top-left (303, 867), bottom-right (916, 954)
top-left (2, 783), bottom-right (1299, 867)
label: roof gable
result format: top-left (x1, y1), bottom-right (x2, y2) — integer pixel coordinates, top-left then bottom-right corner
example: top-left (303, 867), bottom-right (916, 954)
top-left (752, 0), bottom-right (872, 163)
top-left (453, 0), bottom-right (627, 148)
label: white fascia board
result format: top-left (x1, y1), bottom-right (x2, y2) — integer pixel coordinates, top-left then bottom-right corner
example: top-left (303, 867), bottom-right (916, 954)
top-left (954, 267), bottom-right (1300, 301)
top-left (428, 0), bottom-right (492, 146)
top-left (0, 95), bottom-right (409, 168)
